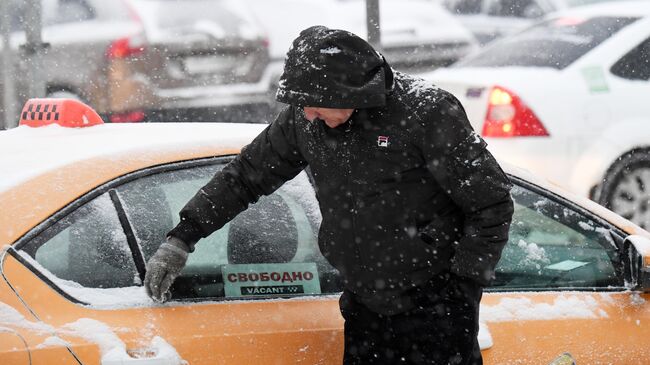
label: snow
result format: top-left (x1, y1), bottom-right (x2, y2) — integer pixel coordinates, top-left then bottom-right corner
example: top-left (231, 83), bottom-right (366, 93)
top-left (62, 319), bottom-right (186, 365)
top-left (477, 322), bottom-right (493, 350)
top-left (0, 301), bottom-right (54, 333)
top-left (481, 294), bottom-right (608, 322)
top-left (35, 336), bottom-right (70, 349)
top-left (16, 249), bottom-right (152, 308)
top-left (0, 123), bottom-right (265, 193)
top-left (516, 240), bottom-right (550, 267)
top-left (0, 298), bottom-right (185, 363)
top-left (320, 47), bottom-right (341, 55)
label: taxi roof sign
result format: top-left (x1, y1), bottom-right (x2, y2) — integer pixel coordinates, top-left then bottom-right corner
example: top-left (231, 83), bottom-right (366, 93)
top-left (19, 98), bottom-right (104, 128)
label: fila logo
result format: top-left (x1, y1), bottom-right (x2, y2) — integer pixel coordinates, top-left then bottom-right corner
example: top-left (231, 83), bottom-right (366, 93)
top-left (377, 136), bottom-right (389, 147)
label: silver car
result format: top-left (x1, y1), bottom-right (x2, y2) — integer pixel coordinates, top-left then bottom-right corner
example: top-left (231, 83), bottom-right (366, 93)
top-left (1, 0), bottom-right (271, 124)
top-left (441, 0), bottom-right (625, 45)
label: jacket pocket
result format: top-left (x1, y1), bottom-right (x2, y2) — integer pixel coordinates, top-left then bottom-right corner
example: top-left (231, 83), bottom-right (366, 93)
top-left (417, 214), bottom-right (462, 251)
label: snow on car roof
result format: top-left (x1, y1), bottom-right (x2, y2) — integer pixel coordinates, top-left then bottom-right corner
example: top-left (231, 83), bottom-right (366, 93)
top-left (1, 120), bottom-right (646, 240)
top-left (552, 1), bottom-right (650, 18)
top-left (0, 122), bottom-right (266, 193)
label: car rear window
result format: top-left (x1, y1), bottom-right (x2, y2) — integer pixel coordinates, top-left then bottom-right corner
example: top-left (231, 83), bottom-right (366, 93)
top-left (456, 16), bottom-right (638, 69)
top-left (128, 0), bottom-right (250, 34)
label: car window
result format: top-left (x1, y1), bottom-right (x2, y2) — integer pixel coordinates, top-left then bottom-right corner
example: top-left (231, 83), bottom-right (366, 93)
top-left (20, 194), bottom-right (139, 289)
top-left (610, 37), bottom-right (650, 81)
top-left (456, 16), bottom-right (638, 69)
top-left (43, 0), bottom-right (96, 26)
top-left (485, 0), bottom-right (544, 18)
top-left (116, 162), bottom-right (341, 300)
top-left (493, 184), bottom-right (623, 290)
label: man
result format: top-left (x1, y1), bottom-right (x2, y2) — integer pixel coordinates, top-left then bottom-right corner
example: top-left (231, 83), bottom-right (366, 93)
top-left (145, 26), bottom-right (514, 364)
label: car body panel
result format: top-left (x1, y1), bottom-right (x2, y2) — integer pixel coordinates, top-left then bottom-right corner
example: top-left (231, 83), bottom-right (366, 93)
top-left (3, 122), bottom-right (650, 364)
top-left (0, 330), bottom-right (30, 365)
top-left (2, 248), bottom-right (343, 365)
top-left (0, 271), bottom-right (97, 365)
top-left (479, 291), bottom-right (650, 364)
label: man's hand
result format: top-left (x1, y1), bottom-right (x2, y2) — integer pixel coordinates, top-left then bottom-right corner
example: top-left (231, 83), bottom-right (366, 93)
top-left (144, 236), bottom-right (190, 302)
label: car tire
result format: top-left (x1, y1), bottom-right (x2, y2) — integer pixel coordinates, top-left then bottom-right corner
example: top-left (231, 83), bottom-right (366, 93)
top-left (598, 150), bottom-right (650, 229)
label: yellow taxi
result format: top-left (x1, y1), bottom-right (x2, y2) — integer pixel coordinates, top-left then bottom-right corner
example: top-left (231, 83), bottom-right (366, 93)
top-left (2, 99), bottom-right (650, 365)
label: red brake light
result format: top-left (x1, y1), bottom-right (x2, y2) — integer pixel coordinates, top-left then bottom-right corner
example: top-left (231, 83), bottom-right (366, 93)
top-left (106, 36), bottom-right (146, 60)
top-left (482, 86), bottom-right (549, 138)
top-left (19, 98), bottom-right (104, 128)
top-left (109, 110), bottom-right (146, 123)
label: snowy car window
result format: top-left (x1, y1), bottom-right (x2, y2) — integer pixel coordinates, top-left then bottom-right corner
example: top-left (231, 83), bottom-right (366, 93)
top-left (493, 184), bottom-right (623, 290)
top-left (610, 37), bottom-right (650, 81)
top-left (485, 0), bottom-right (543, 18)
top-left (444, 0), bottom-right (483, 15)
top-left (116, 162), bottom-right (341, 300)
top-left (20, 194), bottom-right (139, 289)
top-left (456, 16), bottom-right (638, 70)
top-left (43, 0), bottom-right (95, 26)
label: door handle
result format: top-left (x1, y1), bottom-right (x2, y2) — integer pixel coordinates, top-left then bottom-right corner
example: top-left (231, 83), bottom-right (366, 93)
top-left (102, 348), bottom-right (185, 365)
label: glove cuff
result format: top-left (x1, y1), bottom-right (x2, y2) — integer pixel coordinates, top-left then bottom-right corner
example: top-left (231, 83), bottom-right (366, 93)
top-left (162, 237), bottom-right (190, 258)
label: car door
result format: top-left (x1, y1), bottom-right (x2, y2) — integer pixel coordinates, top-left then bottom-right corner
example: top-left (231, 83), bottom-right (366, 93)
top-left (3, 158), bottom-right (344, 365)
top-left (481, 178), bottom-right (650, 364)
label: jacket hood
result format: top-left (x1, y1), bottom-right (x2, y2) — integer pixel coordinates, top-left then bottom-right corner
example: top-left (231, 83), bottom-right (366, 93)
top-left (275, 25), bottom-right (392, 109)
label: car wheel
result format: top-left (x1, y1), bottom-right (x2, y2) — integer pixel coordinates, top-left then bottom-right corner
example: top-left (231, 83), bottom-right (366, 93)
top-left (599, 151), bottom-right (650, 229)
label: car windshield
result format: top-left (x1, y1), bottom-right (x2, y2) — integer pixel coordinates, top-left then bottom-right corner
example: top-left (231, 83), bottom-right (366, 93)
top-left (455, 16), bottom-right (638, 69)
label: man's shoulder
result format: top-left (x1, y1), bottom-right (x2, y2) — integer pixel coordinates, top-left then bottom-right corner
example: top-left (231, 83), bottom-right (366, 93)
top-left (387, 71), bottom-right (460, 127)
top-left (391, 71), bottom-right (454, 106)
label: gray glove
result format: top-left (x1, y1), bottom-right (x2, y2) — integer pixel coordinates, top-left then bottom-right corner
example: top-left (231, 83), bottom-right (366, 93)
top-left (144, 236), bottom-right (190, 303)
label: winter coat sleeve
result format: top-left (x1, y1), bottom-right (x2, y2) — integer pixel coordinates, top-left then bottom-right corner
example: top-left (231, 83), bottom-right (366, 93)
top-left (167, 106), bottom-right (308, 247)
top-left (419, 93), bottom-right (514, 286)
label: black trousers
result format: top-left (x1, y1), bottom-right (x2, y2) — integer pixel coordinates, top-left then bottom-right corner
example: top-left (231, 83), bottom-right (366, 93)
top-left (340, 276), bottom-right (483, 365)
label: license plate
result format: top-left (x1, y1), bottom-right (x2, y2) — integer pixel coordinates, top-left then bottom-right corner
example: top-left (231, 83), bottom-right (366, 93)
top-left (183, 55), bottom-right (238, 75)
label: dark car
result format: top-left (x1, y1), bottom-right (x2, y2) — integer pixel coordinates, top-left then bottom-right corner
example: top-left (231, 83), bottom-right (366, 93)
top-left (1, 0), bottom-right (272, 124)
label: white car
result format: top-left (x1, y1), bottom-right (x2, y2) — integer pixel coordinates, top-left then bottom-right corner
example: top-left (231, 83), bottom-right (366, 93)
top-left (247, 0), bottom-right (476, 72)
top-left (441, 0), bottom-right (628, 45)
top-left (421, 1), bottom-right (650, 228)
top-left (242, 0), bottom-right (477, 115)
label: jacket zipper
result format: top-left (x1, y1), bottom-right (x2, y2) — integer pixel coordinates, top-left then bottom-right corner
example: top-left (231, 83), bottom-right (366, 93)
top-left (343, 129), bottom-right (364, 269)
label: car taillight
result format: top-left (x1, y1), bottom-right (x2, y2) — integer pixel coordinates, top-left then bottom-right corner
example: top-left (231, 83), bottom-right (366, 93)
top-left (109, 110), bottom-right (145, 123)
top-left (482, 86), bottom-right (549, 137)
top-left (106, 35), bottom-right (146, 60)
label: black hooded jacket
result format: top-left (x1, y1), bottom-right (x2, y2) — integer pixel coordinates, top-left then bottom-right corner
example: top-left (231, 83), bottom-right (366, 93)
top-left (169, 26), bottom-right (514, 315)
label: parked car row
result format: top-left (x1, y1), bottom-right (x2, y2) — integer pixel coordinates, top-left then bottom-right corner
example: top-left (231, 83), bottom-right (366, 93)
top-left (440, 0), bottom-right (627, 44)
top-left (0, 0), bottom-right (477, 125)
top-left (421, 1), bottom-right (650, 228)
top-left (1, 0), bottom-right (273, 125)
top-left (2, 99), bottom-right (650, 364)
top-left (3, 0), bottom-right (650, 248)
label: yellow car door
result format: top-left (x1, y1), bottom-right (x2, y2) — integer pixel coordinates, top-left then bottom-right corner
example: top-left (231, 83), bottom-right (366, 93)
top-left (3, 161), bottom-right (344, 365)
top-left (480, 182), bottom-right (650, 364)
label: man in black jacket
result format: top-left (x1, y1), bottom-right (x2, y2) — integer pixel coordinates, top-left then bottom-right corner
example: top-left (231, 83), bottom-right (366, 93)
top-left (145, 26), bottom-right (514, 365)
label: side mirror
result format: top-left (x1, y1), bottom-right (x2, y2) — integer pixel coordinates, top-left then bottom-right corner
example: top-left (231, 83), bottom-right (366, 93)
top-left (623, 235), bottom-right (650, 291)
